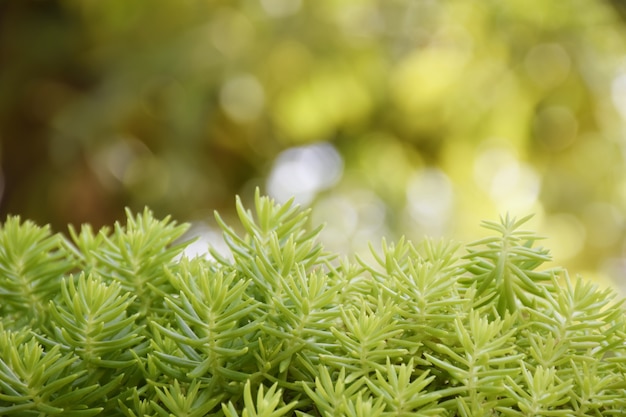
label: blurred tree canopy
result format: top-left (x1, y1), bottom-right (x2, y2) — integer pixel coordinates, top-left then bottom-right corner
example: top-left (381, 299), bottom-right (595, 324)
top-left (0, 0), bottom-right (625, 287)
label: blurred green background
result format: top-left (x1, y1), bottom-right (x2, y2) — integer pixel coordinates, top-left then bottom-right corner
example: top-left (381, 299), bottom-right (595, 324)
top-left (1, 0), bottom-right (625, 289)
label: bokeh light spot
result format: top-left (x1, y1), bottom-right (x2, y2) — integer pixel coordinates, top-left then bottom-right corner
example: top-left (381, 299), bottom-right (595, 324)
top-left (524, 43), bottom-right (571, 89)
top-left (210, 8), bottom-right (255, 58)
top-left (391, 25), bottom-right (472, 112)
top-left (219, 74), bottom-right (265, 123)
top-left (611, 72), bottom-right (626, 120)
top-left (312, 189), bottom-right (387, 257)
top-left (274, 69), bottom-right (371, 142)
top-left (89, 138), bottom-right (150, 190)
top-left (260, 0), bottom-right (301, 18)
top-left (312, 195), bottom-right (359, 252)
top-left (473, 147), bottom-right (540, 213)
top-left (406, 168), bottom-right (454, 237)
top-left (333, 3), bottom-right (384, 40)
top-left (541, 213), bottom-right (586, 261)
top-left (267, 142), bottom-right (343, 205)
top-left (179, 222), bottom-right (231, 261)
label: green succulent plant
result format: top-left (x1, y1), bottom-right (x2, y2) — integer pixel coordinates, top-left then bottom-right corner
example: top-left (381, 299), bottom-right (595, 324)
top-left (0, 191), bottom-right (624, 416)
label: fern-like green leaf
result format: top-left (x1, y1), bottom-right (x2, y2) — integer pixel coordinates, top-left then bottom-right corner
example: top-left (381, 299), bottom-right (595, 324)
top-left (0, 216), bottom-right (72, 328)
top-left (463, 214), bottom-right (557, 314)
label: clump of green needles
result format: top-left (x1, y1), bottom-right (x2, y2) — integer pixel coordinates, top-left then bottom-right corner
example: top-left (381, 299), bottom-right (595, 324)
top-left (0, 190), bottom-right (625, 416)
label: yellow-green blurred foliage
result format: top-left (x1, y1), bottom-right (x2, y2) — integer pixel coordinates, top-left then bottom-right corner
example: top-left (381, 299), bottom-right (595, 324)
top-left (1, 1), bottom-right (625, 288)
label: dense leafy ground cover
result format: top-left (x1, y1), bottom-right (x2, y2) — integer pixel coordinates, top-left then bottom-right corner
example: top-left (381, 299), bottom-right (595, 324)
top-left (1, 192), bottom-right (625, 416)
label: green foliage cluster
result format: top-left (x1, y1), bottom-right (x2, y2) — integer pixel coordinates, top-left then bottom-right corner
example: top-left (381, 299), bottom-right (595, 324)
top-left (0, 192), bottom-right (625, 416)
